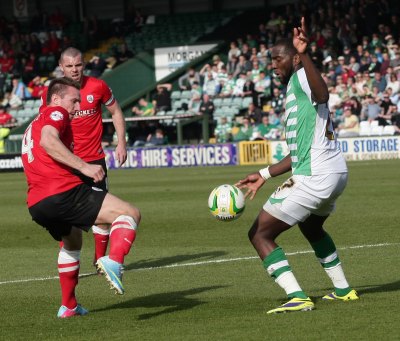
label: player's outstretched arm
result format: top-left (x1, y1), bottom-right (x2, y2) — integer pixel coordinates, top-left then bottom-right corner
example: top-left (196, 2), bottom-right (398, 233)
top-left (40, 125), bottom-right (105, 182)
top-left (294, 17), bottom-right (329, 103)
top-left (108, 101), bottom-right (127, 166)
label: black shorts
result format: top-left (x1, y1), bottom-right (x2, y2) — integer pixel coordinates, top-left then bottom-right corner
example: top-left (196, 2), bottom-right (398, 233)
top-left (29, 183), bottom-right (107, 241)
top-left (74, 158), bottom-right (108, 191)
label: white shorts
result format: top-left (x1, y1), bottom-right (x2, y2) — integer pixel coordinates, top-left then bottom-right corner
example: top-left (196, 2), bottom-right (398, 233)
top-left (263, 173), bottom-right (348, 226)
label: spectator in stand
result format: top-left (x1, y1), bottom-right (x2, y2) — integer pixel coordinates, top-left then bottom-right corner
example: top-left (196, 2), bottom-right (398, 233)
top-left (253, 114), bottom-right (276, 140)
top-left (0, 127), bottom-right (10, 153)
top-left (255, 70), bottom-right (272, 106)
top-left (115, 43), bottom-right (134, 66)
top-left (178, 67), bottom-right (200, 91)
top-left (214, 116), bottom-right (232, 143)
top-left (244, 102), bottom-right (262, 125)
top-left (309, 42), bottom-right (324, 70)
top-left (233, 72), bottom-right (247, 97)
top-left (212, 55), bottom-right (224, 72)
top-left (232, 116), bottom-right (254, 142)
top-left (131, 98), bottom-right (155, 116)
top-left (361, 95), bottom-right (381, 122)
top-left (0, 52), bottom-right (15, 74)
top-left (0, 105), bottom-right (16, 126)
top-left (243, 74), bottom-right (256, 104)
top-left (337, 106), bottom-right (360, 137)
top-left (23, 53), bottom-right (40, 81)
top-left (202, 71), bottom-right (218, 97)
top-left (134, 128), bottom-right (167, 147)
top-left (228, 41), bottom-right (241, 60)
top-left (372, 71), bottom-right (387, 93)
top-left (240, 43), bottom-right (251, 61)
top-left (377, 92), bottom-right (395, 126)
top-left (342, 45), bottom-right (352, 64)
top-left (270, 87), bottom-right (285, 114)
top-left (145, 128), bottom-right (167, 146)
top-left (86, 55), bottom-right (107, 78)
top-left (233, 55), bottom-right (252, 78)
top-left (152, 83), bottom-right (172, 113)
top-left (199, 93), bottom-right (215, 118)
top-left (28, 76), bottom-right (46, 99)
top-left (368, 54), bottom-right (381, 74)
top-left (226, 55), bottom-right (239, 76)
top-left (188, 81), bottom-right (203, 110)
top-left (11, 76), bottom-right (31, 100)
top-left (386, 73), bottom-right (400, 93)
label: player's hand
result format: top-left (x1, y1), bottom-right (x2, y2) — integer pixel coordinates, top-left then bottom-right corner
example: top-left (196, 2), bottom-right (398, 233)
top-left (293, 17), bottom-right (309, 54)
top-left (81, 163), bottom-right (105, 183)
top-left (235, 172), bottom-right (265, 200)
top-left (115, 144), bottom-right (127, 166)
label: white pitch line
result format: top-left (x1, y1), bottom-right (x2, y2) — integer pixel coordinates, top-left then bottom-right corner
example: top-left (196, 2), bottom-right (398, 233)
top-left (0, 242), bottom-right (399, 286)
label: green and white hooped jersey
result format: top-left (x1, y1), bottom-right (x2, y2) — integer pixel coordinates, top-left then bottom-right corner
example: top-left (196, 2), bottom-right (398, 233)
top-left (284, 68), bottom-right (347, 176)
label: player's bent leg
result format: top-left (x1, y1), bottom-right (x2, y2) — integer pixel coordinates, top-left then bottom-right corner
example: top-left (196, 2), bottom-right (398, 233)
top-left (95, 192), bottom-right (141, 226)
top-left (249, 210), bottom-right (311, 312)
top-left (95, 193), bottom-right (141, 294)
top-left (299, 215), bottom-right (358, 301)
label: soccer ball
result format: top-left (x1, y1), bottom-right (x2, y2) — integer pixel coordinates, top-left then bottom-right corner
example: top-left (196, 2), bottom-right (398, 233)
top-left (208, 184), bottom-right (245, 221)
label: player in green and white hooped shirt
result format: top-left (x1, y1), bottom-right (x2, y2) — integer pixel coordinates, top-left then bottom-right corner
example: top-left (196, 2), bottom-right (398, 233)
top-left (236, 17), bottom-right (358, 314)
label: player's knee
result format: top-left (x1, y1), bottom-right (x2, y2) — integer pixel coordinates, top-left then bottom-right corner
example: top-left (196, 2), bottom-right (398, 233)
top-left (122, 204), bottom-right (141, 225)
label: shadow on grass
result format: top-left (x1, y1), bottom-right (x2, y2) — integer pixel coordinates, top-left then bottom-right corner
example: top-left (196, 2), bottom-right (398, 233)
top-left (92, 285), bottom-right (227, 320)
top-left (355, 280), bottom-right (400, 295)
top-left (124, 251), bottom-right (228, 271)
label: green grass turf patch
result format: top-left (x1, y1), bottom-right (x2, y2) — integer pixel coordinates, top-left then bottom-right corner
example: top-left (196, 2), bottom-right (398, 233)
top-left (0, 160), bottom-right (399, 340)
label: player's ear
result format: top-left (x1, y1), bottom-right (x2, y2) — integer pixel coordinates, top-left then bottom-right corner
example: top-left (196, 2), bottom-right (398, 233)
top-left (293, 54), bottom-right (301, 67)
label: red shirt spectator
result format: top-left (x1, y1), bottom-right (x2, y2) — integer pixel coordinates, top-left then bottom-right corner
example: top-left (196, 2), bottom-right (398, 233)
top-left (0, 53), bottom-right (15, 73)
top-left (0, 106), bottom-right (16, 125)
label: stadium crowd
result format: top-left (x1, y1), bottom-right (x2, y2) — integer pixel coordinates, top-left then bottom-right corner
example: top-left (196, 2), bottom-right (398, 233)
top-left (1, 0), bottom-right (400, 150)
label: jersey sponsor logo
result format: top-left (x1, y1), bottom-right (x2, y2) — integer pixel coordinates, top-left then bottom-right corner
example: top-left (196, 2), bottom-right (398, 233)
top-left (50, 111), bottom-right (64, 121)
top-left (74, 108), bottom-right (97, 118)
top-left (87, 94), bottom-right (94, 103)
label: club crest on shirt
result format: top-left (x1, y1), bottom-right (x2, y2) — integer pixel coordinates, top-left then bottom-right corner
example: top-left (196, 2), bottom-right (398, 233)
top-left (50, 111), bottom-right (63, 121)
top-left (87, 94), bottom-right (94, 103)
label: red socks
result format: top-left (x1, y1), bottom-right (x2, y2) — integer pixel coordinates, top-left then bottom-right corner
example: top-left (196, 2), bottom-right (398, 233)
top-left (58, 248), bottom-right (80, 309)
top-left (109, 215), bottom-right (137, 264)
top-left (92, 225), bottom-right (110, 263)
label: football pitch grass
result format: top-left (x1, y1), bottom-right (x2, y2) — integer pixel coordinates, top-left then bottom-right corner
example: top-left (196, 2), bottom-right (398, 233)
top-left (0, 160), bottom-right (399, 340)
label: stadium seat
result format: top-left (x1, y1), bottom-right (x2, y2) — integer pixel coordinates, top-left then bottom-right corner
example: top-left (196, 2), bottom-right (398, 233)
top-left (382, 125), bottom-right (396, 135)
top-left (213, 98), bottom-right (223, 108)
top-left (171, 91), bottom-right (181, 100)
top-left (232, 97), bottom-right (243, 108)
top-left (370, 125), bottom-right (383, 136)
top-left (172, 100), bottom-right (182, 110)
top-left (359, 121), bottom-right (371, 136)
top-left (242, 97), bottom-right (253, 109)
top-left (156, 110), bottom-right (166, 116)
top-left (181, 91), bottom-right (192, 100)
top-left (221, 97), bottom-right (232, 107)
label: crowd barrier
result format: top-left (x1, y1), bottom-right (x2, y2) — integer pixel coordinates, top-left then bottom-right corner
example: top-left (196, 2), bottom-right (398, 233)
top-left (1, 136), bottom-right (399, 172)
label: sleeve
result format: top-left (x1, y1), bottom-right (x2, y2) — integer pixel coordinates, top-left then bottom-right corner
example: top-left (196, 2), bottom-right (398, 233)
top-left (297, 68), bottom-right (313, 102)
top-left (100, 80), bottom-right (115, 106)
top-left (43, 108), bottom-right (68, 133)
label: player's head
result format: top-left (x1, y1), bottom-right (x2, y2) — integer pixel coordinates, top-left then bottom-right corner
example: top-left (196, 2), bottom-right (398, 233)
top-left (271, 39), bottom-right (299, 85)
top-left (59, 47), bottom-right (84, 83)
top-left (47, 78), bottom-right (81, 118)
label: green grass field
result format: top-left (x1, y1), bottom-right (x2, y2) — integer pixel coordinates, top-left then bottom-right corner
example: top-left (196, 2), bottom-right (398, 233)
top-left (1, 160), bottom-right (399, 340)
